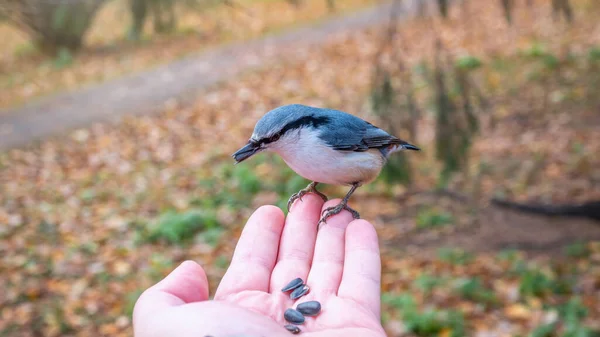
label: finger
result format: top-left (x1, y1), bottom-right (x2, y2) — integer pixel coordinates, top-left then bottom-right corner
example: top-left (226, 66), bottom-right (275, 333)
top-left (215, 205), bottom-right (285, 299)
top-left (337, 220), bottom-right (382, 318)
top-left (133, 260), bottom-right (208, 325)
top-left (269, 193), bottom-right (324, 293)
top-left (303, 198), bottom-right (353, 299)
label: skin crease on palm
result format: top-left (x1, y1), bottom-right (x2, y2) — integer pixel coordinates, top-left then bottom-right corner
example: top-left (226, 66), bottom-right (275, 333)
top-left (132, 194), bottom-right (386, 337)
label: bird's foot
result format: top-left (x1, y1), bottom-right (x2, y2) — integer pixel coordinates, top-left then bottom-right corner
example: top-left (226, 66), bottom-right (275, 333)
top-left (318, 201), bottom-right (360, 227)
top-left (287, 182), bottom-right (328, 212)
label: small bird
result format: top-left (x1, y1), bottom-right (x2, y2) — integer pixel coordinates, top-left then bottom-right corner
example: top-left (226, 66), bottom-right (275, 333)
top-left (232, 104), bottom-right (420, 225)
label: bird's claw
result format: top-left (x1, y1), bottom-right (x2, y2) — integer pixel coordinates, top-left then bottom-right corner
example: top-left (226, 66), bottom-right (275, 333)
top-left (287, 190), bottom-right (306, 211)
top-left (318, 202), bottom-right (360, 226)
top-left (287, 182), bottom-right (328, 212)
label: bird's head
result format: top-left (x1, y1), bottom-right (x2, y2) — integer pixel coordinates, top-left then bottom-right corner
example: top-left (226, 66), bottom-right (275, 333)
top-left (232, 104), bottom-right (329, 163)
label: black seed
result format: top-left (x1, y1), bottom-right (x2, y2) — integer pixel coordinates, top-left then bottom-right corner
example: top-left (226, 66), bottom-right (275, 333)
top-left (284, 324), bottom-right (301, 334)
top-left (297, 301), bottom-right (321, 316)
top-left (290, 285), bottom-right (310, 300)
top-left (284, 308), bottom-right (305, 324)
top-left (281, 278), bottom-right (304, 292)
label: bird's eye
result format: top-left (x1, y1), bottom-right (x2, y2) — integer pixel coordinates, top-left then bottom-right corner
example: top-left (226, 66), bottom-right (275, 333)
top-left (270, 134), bottom-right (281, 142)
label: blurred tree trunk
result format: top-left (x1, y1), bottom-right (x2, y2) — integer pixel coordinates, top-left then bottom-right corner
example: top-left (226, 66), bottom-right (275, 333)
top-left (437, 0), bottom-right (448, 17)
top-left (287, 0), bottom-right (303, 8)
top-left (128, 0), bottom-right (177, 39)
top-left (129, 0), bottom-right (147, 40)
top-left (500, 0), bottom-right (514, 24)
top-left (3, 0), bottom-right (107, 53)
top-left (552, 0), bottom-right (573, 23)
top-left (432, 41), bottom-right (482, 185)
top-left (417, 0), bottom-right (427, 17)
top-left (434, 46), bottom-right (456, 183)
top-left (326, 0), bottom-right (335, 12)
top-left (151, 0), bottom-right (176, 33)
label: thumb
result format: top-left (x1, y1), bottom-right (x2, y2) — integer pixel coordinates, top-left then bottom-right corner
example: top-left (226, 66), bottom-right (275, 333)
top-left (133, 260), bottom-right (209, 323)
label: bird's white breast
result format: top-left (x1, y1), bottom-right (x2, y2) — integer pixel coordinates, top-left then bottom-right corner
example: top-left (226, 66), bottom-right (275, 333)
top-left (270, 128), bottom-right (385, 186)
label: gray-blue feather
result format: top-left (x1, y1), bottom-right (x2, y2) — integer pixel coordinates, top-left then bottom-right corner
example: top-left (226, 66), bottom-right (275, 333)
top-left (254, 104), bottom-right (405, 154)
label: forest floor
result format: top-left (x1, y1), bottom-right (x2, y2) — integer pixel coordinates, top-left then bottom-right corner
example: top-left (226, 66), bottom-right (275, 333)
top-left (1, 0), bottom-right (600, 337)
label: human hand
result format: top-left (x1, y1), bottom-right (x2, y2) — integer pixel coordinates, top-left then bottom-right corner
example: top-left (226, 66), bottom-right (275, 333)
top-left (133, 194), bottom-right (385, 337)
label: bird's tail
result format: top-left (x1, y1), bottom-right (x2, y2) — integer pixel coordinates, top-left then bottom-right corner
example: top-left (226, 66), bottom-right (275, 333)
top-left (386, 140), bottom-right (420, 156)
top-left (401, 142), bottom-right (420, 151)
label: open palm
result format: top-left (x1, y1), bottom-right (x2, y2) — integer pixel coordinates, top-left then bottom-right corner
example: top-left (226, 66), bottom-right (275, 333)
top-left (133, 194), bottom-right (385, 337)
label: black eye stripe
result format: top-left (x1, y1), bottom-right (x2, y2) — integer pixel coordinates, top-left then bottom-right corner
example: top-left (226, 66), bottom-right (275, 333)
top-left (261, 133), bottom-right (281, 145)
top-left (258, 115), bottom-right (330, 145)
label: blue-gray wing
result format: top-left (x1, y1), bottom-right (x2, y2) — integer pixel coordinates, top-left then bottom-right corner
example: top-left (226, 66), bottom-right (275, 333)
top-left (319, 112), bottom-right (402, 152)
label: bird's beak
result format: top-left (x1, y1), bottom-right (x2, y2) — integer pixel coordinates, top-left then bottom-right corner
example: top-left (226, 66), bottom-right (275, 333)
top-left (232, 141), bottom-right (260, 164)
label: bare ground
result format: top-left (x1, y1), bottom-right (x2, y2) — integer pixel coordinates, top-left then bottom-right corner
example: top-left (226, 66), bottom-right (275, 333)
top-left (383, 197), bottom-right (600, 258)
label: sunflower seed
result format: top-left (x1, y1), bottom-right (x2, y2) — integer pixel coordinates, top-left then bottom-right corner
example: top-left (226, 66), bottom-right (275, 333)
top-left (297, 301), bottom-right (321, 316)
top-left (281, 278), bottom-right (304, 292)
top-left (284, 308), bottom-right (305, 324)
top-left (290, 285), bottom-right (310, 300)
top-left (284, 324), bottom-right (301, 334)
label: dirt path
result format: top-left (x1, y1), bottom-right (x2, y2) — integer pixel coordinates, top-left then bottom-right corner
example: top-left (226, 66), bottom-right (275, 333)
top-left (0, 2), bottom-right (416, 151)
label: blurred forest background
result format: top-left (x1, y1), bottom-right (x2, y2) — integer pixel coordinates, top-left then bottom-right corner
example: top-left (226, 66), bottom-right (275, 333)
top-left (1, 0), bottom-right (600, 336)
top-left (0, 0), bottom-right (372, 108)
